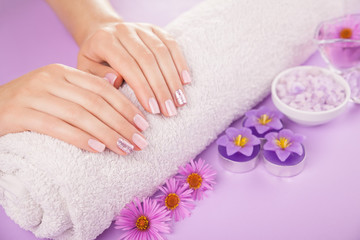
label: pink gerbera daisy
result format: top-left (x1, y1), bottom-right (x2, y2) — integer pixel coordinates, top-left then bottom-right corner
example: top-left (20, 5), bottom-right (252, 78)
top-left (157, 178), bottom-right (195, 221)
top-left (176, 158), bottom-right (216, 200)
top-left (322, 15), bottom-right (360, 40)
top-left (114, 197), bottom-right (171, 240)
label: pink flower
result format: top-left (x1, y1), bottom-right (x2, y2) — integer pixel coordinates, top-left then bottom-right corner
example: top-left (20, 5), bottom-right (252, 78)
top-left (157, 178), bottom-right (195, 221)
top-left (321, 15), bottom-right (360, 40)
top-left (176, 158), bottom-right (216, 200)
top-left (115, 198), bottom-right (171, 240)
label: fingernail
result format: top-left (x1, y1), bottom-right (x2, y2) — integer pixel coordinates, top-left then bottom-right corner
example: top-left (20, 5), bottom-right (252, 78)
top-left (182, 70), bottom-right (192, 84)
top-left (134, 114), bottom-right (149, 131)
top-left (117, 137), bottom-right (134, 154)
top-left (88, 139), bottom-right (106, 153)
top-left (149, 97), bottom-right (160, 114)
top-left (175, 89), bottom-right (187, 106)
top-left (104, 73), bottom-right (117, 85)
top-left (132, 133), bottom-right (148, 150)
top-left (165, 99), bottom-right (177, 116)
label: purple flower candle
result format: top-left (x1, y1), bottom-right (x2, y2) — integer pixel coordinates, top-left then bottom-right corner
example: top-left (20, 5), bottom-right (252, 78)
top-left (217, 127), bottom-right (261, 173)
top-left (263, 129), bottom-right (305, 177)
top-left (242, 106), bottom-right (283, 138)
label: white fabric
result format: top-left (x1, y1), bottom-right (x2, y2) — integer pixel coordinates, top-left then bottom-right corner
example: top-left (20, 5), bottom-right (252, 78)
top-left (0, 0), bottom-right (350, 239)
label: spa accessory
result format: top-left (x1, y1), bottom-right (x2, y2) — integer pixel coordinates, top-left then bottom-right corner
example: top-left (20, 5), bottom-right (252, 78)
top-left (0, 0), bottom-right (349, 238)
top-left (263, 129), bottom-right (305, 177)
top-left (315, 14), bottom-right (360, 72)
top-left (114, 198), bottom-right (171, 240)
top-left (243, 106), bottom-right (283, 138)
top-left (272, 66), bottom-right (351, 125)
top-left (156, 178), bottom-right (195, 221)
top-left (343, 68), bottom-right (360, 103)
top-left (176, 158), bottom-right (216, 201)
top-left (217, 127), bottom-right (261, 173)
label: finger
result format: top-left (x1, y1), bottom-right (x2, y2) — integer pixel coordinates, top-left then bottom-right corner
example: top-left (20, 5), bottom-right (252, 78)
top-left (83, 35), bottom-right (160, 115)
top-left (61, 66), bottom-right (149, 132)
top-left (151, 26), bottom-right (192, 85)
top-left (27, 93), bottom-right (145, 155)
top-left (116, 28), bottom-right (177, 117)
top-left (20, 108), bottom-right (105, 153)
top-left (78, 55), bottom-right (124, 88)
top-left (136, 28), bottom-right (187, 107)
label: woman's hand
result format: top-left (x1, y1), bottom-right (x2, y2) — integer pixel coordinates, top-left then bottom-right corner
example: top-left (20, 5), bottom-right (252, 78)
top-left (77, 21), bottom-right (191, 117)
top-left (0, 64), bottom-right (149, 155)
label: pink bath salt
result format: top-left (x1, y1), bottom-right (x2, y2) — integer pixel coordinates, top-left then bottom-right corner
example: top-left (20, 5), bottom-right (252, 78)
top-left (276, 70), bottom-right (346, 112)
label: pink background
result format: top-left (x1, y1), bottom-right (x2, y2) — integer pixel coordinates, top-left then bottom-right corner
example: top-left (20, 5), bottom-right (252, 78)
top-left (1, 0), bottom-right (360, 239)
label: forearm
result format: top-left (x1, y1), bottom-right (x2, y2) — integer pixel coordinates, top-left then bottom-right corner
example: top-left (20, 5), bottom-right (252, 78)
top-left (46, 0), bottom-right (122, 45)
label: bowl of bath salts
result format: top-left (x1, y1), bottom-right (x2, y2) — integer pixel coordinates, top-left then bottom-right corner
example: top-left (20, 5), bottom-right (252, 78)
top-left (271, 66), bottom-right (351, 126)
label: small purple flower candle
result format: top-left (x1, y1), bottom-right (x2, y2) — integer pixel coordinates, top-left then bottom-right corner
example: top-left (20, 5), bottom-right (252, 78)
top-left (242, 106), bottom-right (283, 138)
top-left (217, 127), bottom-right (261, 173)
top-left (263, 129), bottom-right (305, 177)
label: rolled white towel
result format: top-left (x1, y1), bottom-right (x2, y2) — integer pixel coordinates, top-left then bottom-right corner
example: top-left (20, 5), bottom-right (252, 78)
top-left (0, 0), bottom-right (350, 239)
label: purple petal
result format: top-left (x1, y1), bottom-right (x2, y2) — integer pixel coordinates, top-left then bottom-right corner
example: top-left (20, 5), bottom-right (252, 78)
top-left (286, 142), bottom-right (304, 156)
top-left (239, 145), bottom-right (254, 156)
top-left (247, 135), bottom-right (261, 145)
top-left (263, 140), bottom-right (278, 151)
top-left (216, 135), bottom-right (230, 146)
top-left (266, 118), bottom-right (283, 130)
top-left (225, 127), bottom-right (240, 139)
top-left (254, 124), bottom-right (270, 134)
top-left (264, 132), bottom-right (278, 142)
top-left (245, 109), bottom-right (257, 118)
top-left (226, 144), bottom-right (241, 156)
top-left (278, 129), bottom-right (295, 140)
top-left (291, 134), bottom-right (305, 143)
top-left (243, 116), bottom-right (257, 127)
top-left (275, 149), bottom-right (291, 162)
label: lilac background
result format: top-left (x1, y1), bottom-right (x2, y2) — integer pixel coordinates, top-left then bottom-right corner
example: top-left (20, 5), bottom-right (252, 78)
top-left (1, 0), bottom-right (360, 240)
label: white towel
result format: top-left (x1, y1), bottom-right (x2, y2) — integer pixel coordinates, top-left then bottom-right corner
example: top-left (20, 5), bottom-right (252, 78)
top-left (0, 0), bottom-right (350, 239)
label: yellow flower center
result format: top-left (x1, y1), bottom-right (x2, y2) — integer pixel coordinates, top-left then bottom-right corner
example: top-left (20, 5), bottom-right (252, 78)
top-left (136, 216), bottom-right (149, 231)
top-left (187, 173), bottom-right (203, 189)
top-left (234, 134), bottom-right (248, 147)
top-left (275, 137), bottom-right (292, 149)
top-left (165, 193), bottom-right (180, 210)
top-left (340, 28), bottom-right (352, 39)
top-left (258, 114), bottom-right (272, 125)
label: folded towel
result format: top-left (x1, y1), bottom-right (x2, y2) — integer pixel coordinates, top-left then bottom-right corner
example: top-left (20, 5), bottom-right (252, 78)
top-left (0, 0), bottom-right (350, 239)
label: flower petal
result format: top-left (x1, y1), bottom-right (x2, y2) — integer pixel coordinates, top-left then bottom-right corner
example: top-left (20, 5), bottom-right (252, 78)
top-left (286, 142), bottom-right (303, 156)
top-left (267, 118), bottom-right (283, 130)
top-left (239, 145), bottom-right (254, 156)
top-left (255, 124), bottom-right (270, 134)
top-left (275, 149), bottom-right (291, 162)
top-left (216, 135), bottom-right (230, 146)
top-left (226, 144), bottom-right (241, 156)
top-left (225, 127), bottom-right (240, 139)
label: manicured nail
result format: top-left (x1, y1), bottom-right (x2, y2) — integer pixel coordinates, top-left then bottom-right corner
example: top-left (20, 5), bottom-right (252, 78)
top-left (117, 137), bottom-right (134, 154)
top-left (175, 89), bottom-right (187, 105)
top-left (104, 73), bottom-right (117, 85)
top-left (149, 97), bottom-right (160, 114)
top-left (88, 139), bottom-right (106, 153)
top-left (134, 114), bottom-right (149, 131)
top-left (165, 99), bottom-right (177, 116)
top-left (132, 133), bottom-right (148, 150)
top-left (182, 70), bottom-right (192, 84)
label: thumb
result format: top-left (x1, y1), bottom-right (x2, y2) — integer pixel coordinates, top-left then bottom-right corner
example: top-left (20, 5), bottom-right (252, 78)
top-left (78, 58), bottom-right (123, 88)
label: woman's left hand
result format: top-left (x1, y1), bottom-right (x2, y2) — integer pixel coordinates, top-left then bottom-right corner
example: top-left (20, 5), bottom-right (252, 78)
top-left (77, 21), bottom-right (191, 117)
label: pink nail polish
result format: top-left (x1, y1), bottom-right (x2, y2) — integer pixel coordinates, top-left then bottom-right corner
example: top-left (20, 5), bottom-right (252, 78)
top-left (88, 139), bottom-right (106, 152)
top-left (165, 99), bottom-right (177, 116)
top-left (134, 114), bottom-right (149, 131)
top-left (117, 137), bottom-right (134, 154)
top-left (104, 73), bottom-right (117, 85)
top-left (175, 89), bottom-right (187, 105)
top-left (132, 133), bottom-right (148, 150)
top-left (182, 70), bottom-right (192, 84)
top-left (149, 97), bottom-right (160, 114)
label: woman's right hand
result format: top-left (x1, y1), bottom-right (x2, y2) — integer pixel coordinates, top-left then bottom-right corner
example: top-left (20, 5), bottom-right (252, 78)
top-left (0, 64), bottom-right (149, 155)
